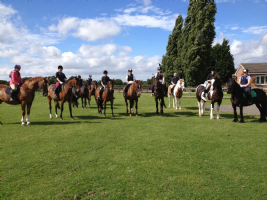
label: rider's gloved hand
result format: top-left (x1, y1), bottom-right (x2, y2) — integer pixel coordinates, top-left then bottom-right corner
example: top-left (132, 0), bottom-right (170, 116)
top-left (60, 81), bottom-right (63, 84)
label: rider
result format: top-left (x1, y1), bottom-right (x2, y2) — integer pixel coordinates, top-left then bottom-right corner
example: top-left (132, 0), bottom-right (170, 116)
top-left (202, 68), bottom-right (216, 98)
top-left (169, 73), bottom-right (179, 94)
top-left (151, 64), bottom-right (167, 97)
top-left (78, 75), bottom-right (83, 87)
top-left (55, 65), bottom-right (67, 98)
top-left (124, 69), bottom-right (136, 97)
top-left (9, 64), bottom-right (23, 101)
top-left (238, 69), bottom-right (252, 103)
top-left (97, 70), bottom-right (113, 100)
top-left (87, 74), bottom-right (92, 85)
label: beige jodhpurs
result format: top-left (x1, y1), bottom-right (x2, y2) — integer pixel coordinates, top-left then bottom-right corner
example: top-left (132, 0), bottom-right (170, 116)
top-left (10, 84), bottom-right (18, 90)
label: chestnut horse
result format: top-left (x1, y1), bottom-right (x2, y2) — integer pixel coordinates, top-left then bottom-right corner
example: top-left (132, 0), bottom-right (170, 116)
top-left (123, 80), bottom-right (142, 116)
top-left (0, 76), bottom-right (49, 126)
top-left (47, 77), bottom-right (80, 120)
top-left (94, 80), bottom-right (115, 117)
top-left (154, 79), bottom-right (166, 115)
top-left (168, 79), bottom-right (185, 110)
top-left (227, 78), bottom-right (267, 123)
top-left (196, 75), bottom-right (223, 119)
top-left (88, 80), bottom-right (98, 106)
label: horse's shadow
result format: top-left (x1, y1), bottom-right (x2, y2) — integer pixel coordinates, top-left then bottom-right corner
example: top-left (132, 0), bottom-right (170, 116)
top-left (219, 113), bottom-right (263, 123)
top-left (9, 121), bottom-right (101, 125)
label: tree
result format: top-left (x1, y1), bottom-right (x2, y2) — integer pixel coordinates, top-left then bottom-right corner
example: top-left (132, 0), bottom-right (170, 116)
top-left (161, 15), bottom-right (184, 84)
top-left (212, 39), bottom-right (235, 83)
top-left (114, 79), bottom-right (123, 85)
top-left (181, 0), bottom-right (217, 86)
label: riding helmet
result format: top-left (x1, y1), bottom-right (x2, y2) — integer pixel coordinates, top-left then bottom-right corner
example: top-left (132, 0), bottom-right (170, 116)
top-left (128, 69), bottom-right (132, 72)
top-left (58, 65), bottom-right (63, 69)
top-left (78, 75), bottom-right (81, 78)
top-left (89, 74), bottom-right (92, 77)
top-left (157, 66), bottom-right (162, 70)
top-left (243, 69), bottom-right (249, 73)
top-left (211, 68), bottom-right (216, 71)
top-left (14, 64), bottom-right (21, 69)
top-left (103, 70), bottom-right (108, 74)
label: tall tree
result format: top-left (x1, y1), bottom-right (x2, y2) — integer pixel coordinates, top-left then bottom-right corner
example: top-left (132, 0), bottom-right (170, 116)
top-left (212, 39), bottom-right (235, 83)
top-left (161, 14), bottom-right (184, 84)
top-left (181, 0), bottom-right (217, 86)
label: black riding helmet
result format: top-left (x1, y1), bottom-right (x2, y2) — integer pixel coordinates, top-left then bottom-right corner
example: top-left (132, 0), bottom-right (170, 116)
top-left (103, 70), bottom-right (108, 74)
top-left (211, 68), bottom-right (216, 71)
top-left (58, 65), bottom-right (63, 69)
top-left (128, 69), bottom-right (132, 72)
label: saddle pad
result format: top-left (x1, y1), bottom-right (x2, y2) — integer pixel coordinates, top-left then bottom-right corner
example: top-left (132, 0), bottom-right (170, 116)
top-left (243, 90), bottom-right (257, 98)
top-left (5, 86), bottom-right (20, 94)
top-left (52, 86), bottom-right (56, 91)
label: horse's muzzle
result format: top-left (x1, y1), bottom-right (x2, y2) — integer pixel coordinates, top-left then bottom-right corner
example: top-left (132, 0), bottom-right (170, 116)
top-left (226, 88), bottom-right (231, 94)
top-left (111, 89), bottom-right (114, 93)
top-left (43, 92), bottom-right (48, 97)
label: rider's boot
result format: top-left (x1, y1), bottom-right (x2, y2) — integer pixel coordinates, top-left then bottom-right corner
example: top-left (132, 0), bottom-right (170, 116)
top-left (54, 87), bottom-right (59, 98)
top-left (9, 89), bottom-right (15, 101)
top-left (247, 93), bottom-right (252, 104)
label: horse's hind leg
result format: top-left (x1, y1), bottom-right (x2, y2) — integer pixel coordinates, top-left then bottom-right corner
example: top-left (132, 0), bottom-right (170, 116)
top-left (21, 101), bottom-right (26, 126)
top-left (26, 102), bottom-right (32, 125)
top-left (210, 102), bottom-right (214, 119)
top-left (84, 96), bottom-right (87, 109)
top-left (216, 101), bottom-right (221, 120)
top-left (69, 100), bottom-right (74, 120)
top-left (179, 98), bottom-right (181, 110)
top-left (168, 95), bottom-right (170, 108)
top-left (135, 99), bottom-right (138, 116)
top-left (111, 100), bottom-right (114, 117)
top-left (60, 100), bottom-right (64, 120)
top-left (130, 99), bottom-right (134, 116)
top-left (81, 97), bottom-right (84, 109)
top-left (232, 104), bottom-right (238, 122)
top-left (125, 98), bottom-right (128, 113)
top-left (239, 105), bottom-right (244, 123)
top-left (160, 98), bottom-right (164, 115)
top-left (48, 96), bottom-right (53, 119)
top-left (156, 99), bottom-right (159, 115)
top-left (55, 101), bottom-right (59, 118)
top-left (255, 103), bottom-right (266, 121)
top-left (103, 100), bottom-right (107, 117)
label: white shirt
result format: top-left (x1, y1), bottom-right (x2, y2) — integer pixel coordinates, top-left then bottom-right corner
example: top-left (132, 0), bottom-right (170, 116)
top-left (126, 74), bottom-right (136, 84)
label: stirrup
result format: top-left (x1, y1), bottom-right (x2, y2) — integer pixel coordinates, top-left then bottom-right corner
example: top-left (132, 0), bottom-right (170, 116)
top-left (9, 97), bottom-right (14, 101)
top-left (151, 93), bottom-right (154, 96)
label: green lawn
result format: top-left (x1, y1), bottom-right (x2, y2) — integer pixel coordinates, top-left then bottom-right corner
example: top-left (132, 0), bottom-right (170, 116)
top-left (1, 94), bottom-right (266, 199)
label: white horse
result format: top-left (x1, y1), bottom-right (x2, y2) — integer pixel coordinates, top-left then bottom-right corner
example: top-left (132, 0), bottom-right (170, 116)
top-left (168, 79), bottom-right (185, 110)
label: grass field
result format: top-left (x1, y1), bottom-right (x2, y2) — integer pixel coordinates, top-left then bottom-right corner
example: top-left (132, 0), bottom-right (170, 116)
top-left (1, 93), bottom-right (266, 199)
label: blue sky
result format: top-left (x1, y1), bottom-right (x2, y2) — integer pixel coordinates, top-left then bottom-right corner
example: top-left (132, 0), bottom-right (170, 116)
top-left (0, 0), bottom-right (266, 81)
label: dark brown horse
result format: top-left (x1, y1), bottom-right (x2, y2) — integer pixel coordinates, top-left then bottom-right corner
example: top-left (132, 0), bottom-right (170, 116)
top-left (154, 79), bottom-right (166, 115)
top-left (123, 80), bottom-right (142, 116)
top-left (88, 80), bottom-right (98, 106)
top-left (94, 80), bottom-right (114, 117)
top-left (227, 78), bottom-right (267, 123)
top-left (196, 74), bottom-right (223, 119)
top-left (0, 76), bottom-right (49, 126)
top-left (72, 80), bottom-right (91, 109)
top-left (47, 77), bottom-right (80, 120)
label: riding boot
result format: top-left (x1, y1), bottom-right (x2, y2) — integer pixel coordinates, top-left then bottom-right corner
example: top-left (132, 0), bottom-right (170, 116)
top-left (247, 93), bottom-right (252, 104)
top-left (55, 87), bottom-right (59, 98)
top-left (97, 88), bottom-right (103, 100)
top-left (9, 89), bottom-right (15, 101)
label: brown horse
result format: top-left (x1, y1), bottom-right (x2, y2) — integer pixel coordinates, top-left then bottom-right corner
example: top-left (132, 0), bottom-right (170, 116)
top-left (0, 76), bottom-right (49, 126)
top-left (94, 80), bottom-right (115, 117)
top-left (47, 77), bottom-right (80, 120)
top-left (72, 80), bottom-right (91, 109)
top-left (168, 79), bottom-right (185, 110)
top-left (196, 74), bottom-right (223, 119)
top-left (88, 80), bottom-right (98, 106)
top-left (123, 80), bottom-right (142, 116)
top-left (154, 79), bottom-right (166, 115)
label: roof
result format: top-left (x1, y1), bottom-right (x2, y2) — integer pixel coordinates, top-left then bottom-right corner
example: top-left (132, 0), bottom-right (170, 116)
top-left (239, 63), bottom-right (267, 74)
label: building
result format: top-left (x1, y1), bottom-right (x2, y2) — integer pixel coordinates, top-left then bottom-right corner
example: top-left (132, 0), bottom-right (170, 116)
top-left (235, 63), bottom-right (267, 90)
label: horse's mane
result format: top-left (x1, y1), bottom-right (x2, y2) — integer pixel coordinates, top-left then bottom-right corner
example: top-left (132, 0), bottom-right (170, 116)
top-left (66, 77), bottom-right (79, 84)
top-left (24, 76), bottom-right (44, 83)
top-left (177, 79), bottom-right (184, 88)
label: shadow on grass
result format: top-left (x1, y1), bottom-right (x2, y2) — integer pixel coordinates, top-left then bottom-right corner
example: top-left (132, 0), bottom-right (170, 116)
top-left (76, 115), bottom-right (123, 120)
top-left (219, 113), bottom-right (264, 123)
top-left (9, 121), bottom-right (101, 125)
top-left (183, 107), bottom-right (199, 111)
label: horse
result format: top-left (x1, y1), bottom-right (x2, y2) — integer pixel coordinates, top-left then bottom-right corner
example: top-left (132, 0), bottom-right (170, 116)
top-left (227, 78), bottom-right (267, 123)
top-left (196, 74), bottom-right (223, 119)
top-left (154, 79), bottom-right (166, 115)
top-left (88, 80), bottom-right (98, 106)
top-left (72, 80), bottom-right (91, 109)
top-left (123, 80), bottom-right (142, 116)
top-left (94, 80), bottom-right (115, 117)
top-left (0, 76), bottom-right (49, 126)
top-left (168, 79), bottom-right (185, 110)
top-left (47, 77), bottom-right (80, 120)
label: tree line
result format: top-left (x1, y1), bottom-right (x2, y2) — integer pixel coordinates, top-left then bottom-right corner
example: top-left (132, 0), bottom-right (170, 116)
top-left (161, 0), bottom-right (235, 86)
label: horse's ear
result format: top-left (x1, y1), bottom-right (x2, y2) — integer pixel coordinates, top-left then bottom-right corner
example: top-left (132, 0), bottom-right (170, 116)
top-left (45, 77), bottom-right (49, 81)
top-left (140, 80), bottom-right (142, 83)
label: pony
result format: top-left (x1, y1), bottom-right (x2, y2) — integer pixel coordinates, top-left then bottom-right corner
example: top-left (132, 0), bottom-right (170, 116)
top-left (94, 80), bottom-right (115, 117)
top-left (196, 74), bottom-right (223, 119)
top-left (47, 77), bottom-right (80, 120)
top-left (88, 80), bottom-right (98, 106)
top-left (168, 79), bottom-right (185, 110)
top-left (0, 76), bottom-right (49, 126)
top-left (72, 80), bottom-right (91, 109)
top-left (154, 79), bottom-right (166, 115)
top-left (227, 78), bottom-right (267, 123)
top-left (123, 80), bottom-right (142, 116)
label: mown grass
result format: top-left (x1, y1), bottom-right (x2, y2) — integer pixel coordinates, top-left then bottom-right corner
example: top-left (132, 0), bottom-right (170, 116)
top-left (1, 94), bottom-right (266, 199)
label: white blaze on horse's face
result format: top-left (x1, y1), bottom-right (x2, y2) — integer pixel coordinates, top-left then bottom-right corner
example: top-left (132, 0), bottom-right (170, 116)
top-left (210, 79), bottom-right (215, 91)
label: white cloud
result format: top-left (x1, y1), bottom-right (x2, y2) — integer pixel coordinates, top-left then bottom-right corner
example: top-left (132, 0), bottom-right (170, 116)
top-left (142, 0), bottom-right (152, 6)
top-left (231, 26), bottom-right (239, 30)
top-left (213, 32), bottom-right (225, 46)
top-left (243, 25), bottom-right (267, 35)
top-left (0, 3), bottom-right (16, 18)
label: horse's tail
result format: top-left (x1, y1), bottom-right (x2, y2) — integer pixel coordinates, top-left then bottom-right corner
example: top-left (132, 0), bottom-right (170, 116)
top-left (163, 97), bottom-right (167, 108)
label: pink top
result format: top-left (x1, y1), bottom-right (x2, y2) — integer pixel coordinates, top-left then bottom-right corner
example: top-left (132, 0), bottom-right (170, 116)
top-left (10, 70), bottom-right (23, 86)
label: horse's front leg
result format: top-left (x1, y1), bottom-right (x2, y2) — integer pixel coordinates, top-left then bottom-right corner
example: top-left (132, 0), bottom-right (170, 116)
top-left (26, 102), bottom-right (32, 125)
top-left (21, 101), bottom-right (26, 126)
top-left (81, 96), bottom-right (84, 109)
top-left (156, 99), bottom-right (159, 115)
top-left (198, 101), bottom-right (201, 116)
top-left (84, 96), bottom-right (87, 109)
top-left (174, 96), bottom-right (177, 110)
top-left (135, 99), bottom-right (138, 116)
top-left (200, 99), bottom-right (205, 116)
top-left (130, 99), bottom-right (134, 116)
top-left (55, 101), bottom-right (59, 118)
top-left (111, 99), bottom-right (114, 117)
top-left (60, 100), bottom-right (64, 120)
top-left (125, 98), bottom-right (128, 113)
top-left (232, 103), bottom-right (238, 122)
top-left (179, 98), bottom-right (181, 110)
top-left (103, 100), bottom-right (107, 117)
top-left (160, 98), bottom-right (164, 115)
top-left (168, 95), bottom-right (171, 108)
top-left (69, 100), bottom-right (74, 120)
top-left (216, 101), bottom-right (221, 120)
top-left (239, 105), bottom-right (244, 123)
top-left (48, 96), bottom-right (53, 119)
top-left (210, 102), bottom-right (214, 119)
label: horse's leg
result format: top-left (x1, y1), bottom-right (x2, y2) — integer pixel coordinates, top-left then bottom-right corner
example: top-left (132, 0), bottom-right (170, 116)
top-left (210, 102), bottom-right (214, 119)
top-left (69, 100), bottom-right (74, 120)
top-left (179, 98), bottom-right (181, 110)
top-left (255, 103), bottom-right (265, 121)
top-left (111, 100), bottom-right (114, 117)
top-left (168, 95), bottom-right (170, 108)
top-left (232, 103), bottom-right (238, 122)
top-left (21, 101), bottom-right (26, 126)
top-left (103, 100), bottom-right (106, 117)
top-left (198, 101), bottom-right (201, 116)
top-left (130, 99), bottom-right (134, 116)
top-left (216, 101), bottom-right (221, 120)
top-left (160, 98), bottom-right (164, 115)
top-left (84, 96), bottom-right (87, 109)
top-left (60, 100), bottom-right (64, 120)
top-left (125, 98), bottom-right (128, 113)
top-left (81, 96), bottom-right (84, 109)
top-left (55, 101), bottom-right (59, 118)
top-left (26, 102), bottom-right (32, 125)
top-left (48, 96), bottom-right (53, 119)
top-left (173, 96), bottom-right (176, 109)
top-left (239, 105), bottom-right (244, 123)
top-left (156, 99), bottom-right (159, 115)
top-left (200, 100), bottom-right (205, 116)
top-left (135, 99), bottom-right (138, 116)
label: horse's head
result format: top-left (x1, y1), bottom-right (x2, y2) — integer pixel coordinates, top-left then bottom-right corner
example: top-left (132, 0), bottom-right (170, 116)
top-left (72, 77), bottom-right (80, 92)
top-left (92, 81), bottom-right (97, 90)
top-left (39, 77), bottom-right (49, 97)
top-left (108, 79), bottom-right (114, 93)
top-left (210, 75), bottom-right (220, 91)
top-left (134, 80), bottom-right (142, 97)
top-left (226, 77), bottom-right (237, 94)
top-left (178, 79), bottom-right (184, 89)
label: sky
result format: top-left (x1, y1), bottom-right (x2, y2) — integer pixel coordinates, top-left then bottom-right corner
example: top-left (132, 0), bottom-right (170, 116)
top-left (0, 0), bottom-right (267, 82)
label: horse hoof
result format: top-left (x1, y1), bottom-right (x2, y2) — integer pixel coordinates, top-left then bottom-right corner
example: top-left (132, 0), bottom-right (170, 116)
top-left (232, 119), bottom-right (237, 122)
top-left (71, 118), bottom-right (74, 120)
top-left (136, 115), bottom-right (138, 117)
top-left (129, 114), bottom-right (132, 117)
top-left (210, 117), bottom-right (214, 120)
top-left (27, 122), bottom-right (31, 126)
top-left (217, 117), bottom-right (220, 120)
top-left (112, 115), bottom-right (115, 117)
top-left (179, 108), bottom-right (181, 110)
top-left (168, 106), bottom-right (170, 108)
top-left (21, 124), bottom-right (26, 126)
top-left (175, 108), bottom-right (178, 110)
top-left (82, 108), bottom-right (84, 109)
top-left (60, 118), bottom-right (63, 120)
top-left (104, 115), bottom-right (106, 117)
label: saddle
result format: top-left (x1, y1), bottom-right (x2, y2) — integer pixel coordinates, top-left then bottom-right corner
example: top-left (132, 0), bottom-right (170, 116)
top-left (5, 86), bottom-right (20, 95)
top-left (52, 84), bottom-right (64, 92)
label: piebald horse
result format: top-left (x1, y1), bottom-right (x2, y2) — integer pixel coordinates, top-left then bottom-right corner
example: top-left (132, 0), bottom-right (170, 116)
top-left (94, 80), bottom-right (115, 117)
top-left (0, 76), bottom-right (49, 126)
top-left (123, 80), bottom-right (142, 116)
top-left (154, 79), bottom-right (166, 115)
top-left (168, 79), bottom-right (185, 110)
top-left (47, 77), bottom-right (80, 120)
top-left (196, 75), bottom-right (223, 119)
top-left (88, 80), bottom-right (98, 106)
